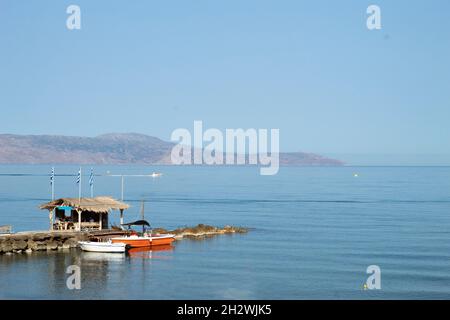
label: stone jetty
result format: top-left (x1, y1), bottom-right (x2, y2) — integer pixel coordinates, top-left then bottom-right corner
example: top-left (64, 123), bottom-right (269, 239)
top-left (0, 231), bottom-right (88, 255)
top-left (0, 224), bottom-right (249, 255)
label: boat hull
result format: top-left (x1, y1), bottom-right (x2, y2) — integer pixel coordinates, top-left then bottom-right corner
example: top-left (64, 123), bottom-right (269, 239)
top-left (150, 234), bottom-right (175, 246)
top-left (111, 237), bottom-right (152, 248)
top-left (79, 241), bottom-right (127, 253)
top-left (111, 234), bottom-right (175, 248)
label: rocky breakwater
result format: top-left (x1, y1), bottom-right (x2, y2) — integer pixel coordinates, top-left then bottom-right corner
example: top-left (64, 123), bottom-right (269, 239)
top-left (0, 232), bottom-right (88, 255)
top-left (153, 224), bottom-right (249, 239)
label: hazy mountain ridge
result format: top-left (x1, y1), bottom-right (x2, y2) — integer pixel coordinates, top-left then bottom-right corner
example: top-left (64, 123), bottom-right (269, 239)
top-left (0, 133), bottom-right (344, 166)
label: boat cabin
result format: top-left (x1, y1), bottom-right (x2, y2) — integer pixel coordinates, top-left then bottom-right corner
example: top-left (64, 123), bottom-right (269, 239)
top-left (40, 197), bottom-right (129, 231)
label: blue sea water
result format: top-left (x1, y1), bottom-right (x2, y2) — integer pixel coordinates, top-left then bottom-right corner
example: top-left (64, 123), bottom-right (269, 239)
top-left (0, 165), bottom-right (449, 299)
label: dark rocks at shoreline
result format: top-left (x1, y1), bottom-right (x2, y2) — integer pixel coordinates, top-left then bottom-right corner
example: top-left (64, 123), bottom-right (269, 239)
top-left (0, 232), bottom-right (87, 255)
top-left (152, 224), bottom-right (249, 239)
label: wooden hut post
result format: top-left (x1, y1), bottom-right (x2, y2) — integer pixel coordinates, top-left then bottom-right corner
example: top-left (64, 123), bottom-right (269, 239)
top-left (49, 209), bottom-right (54, 231)
top-left (99, 212), bottom-right (103, 230)
top-left (120, 209), bottom-right (124, 225)
top-left (77, 209), bottom-right (82, 231)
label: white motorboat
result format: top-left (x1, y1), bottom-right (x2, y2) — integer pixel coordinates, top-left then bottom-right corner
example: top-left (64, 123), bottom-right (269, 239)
top-left (78, 240), bottom-right (128, 253)
top-left (112, 219), bottom-right (175, 248)
top-left (150, 172), bottom-right (162, 177)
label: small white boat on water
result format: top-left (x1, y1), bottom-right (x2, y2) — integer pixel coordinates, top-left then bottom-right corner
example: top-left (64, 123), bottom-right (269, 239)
top-left (78, 241), bottom-right (128, 253)
top-left (150, 172), bottom-right (162, 177)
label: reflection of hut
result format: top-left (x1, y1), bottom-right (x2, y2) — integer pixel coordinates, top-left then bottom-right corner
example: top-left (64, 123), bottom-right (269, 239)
top-left (40, 197), bottom-right (129, 231)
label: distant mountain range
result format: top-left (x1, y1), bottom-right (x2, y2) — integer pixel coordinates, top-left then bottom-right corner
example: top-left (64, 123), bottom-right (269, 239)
top-left (0, 133), bottom-right (344, 166)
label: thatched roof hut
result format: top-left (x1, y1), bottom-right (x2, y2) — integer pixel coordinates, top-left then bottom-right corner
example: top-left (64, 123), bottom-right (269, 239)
top-left (40, 196), bottom-right (130, 231)
top-left (40, 196), bottom-right (129, 213)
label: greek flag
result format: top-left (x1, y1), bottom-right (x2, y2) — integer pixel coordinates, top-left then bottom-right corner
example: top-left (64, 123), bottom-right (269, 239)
top-left (89, 168), bottom-right (94, 187)
top-left (76, 169), bottom-right (81, 184)
top-left (50, 167), bottom-right (54, 185)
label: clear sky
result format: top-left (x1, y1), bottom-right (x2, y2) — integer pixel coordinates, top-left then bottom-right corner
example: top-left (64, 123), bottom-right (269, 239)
top-left (0, 1), bottom-right (449, 163)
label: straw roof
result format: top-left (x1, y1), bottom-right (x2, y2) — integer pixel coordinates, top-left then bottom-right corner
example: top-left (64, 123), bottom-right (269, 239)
top-left (40, 196), bottom-right (129, 213)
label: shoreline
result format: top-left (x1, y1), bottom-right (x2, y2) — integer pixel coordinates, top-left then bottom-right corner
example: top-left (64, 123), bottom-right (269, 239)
top-left (0, 224), bottom-right (249, 255)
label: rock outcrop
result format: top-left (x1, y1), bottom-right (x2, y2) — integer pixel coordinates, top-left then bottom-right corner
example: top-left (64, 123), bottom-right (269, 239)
top-left (0, 232), bottom-right (88, 254)
top-left (152, 224), bottom-right (249, 239)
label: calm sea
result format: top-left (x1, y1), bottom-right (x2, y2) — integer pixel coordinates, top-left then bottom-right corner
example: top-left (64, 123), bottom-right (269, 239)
top-left (0, 165), bottom-right (449, 299)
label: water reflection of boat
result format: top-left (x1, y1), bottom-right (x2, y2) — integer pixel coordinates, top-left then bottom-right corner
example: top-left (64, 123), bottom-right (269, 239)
top-left (128, 244), bottom-right (173, 254)
top-left (127, 245), bottom-right (174, 259)
top-left (81, 251), bottom-right (127, 261)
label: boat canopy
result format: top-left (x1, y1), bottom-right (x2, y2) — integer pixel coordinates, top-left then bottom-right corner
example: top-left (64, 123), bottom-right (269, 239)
top-left (121, 220), bottom-right (150, 227)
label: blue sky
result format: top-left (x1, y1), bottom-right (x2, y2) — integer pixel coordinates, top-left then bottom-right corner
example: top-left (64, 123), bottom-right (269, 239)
top-left (0, 0), bottom-right (449, 163)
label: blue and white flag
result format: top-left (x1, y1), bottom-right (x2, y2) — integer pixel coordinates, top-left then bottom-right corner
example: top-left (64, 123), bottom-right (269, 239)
top-left (89, 168), bottom-right (94, 187)
top-left (50, 167), bottom-right (54, 185)
top-left (76, 168), bottom-right (81, 184)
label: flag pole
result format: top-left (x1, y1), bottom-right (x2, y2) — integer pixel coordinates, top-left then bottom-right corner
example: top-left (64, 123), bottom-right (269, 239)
top-left (78, 167), bottom-right (82, 204)
top-left (90, 168), bottom-right (94, 198)
top-left (50, 167), bottom-right (55, 231)
top-left (51, 167), bottom-right (55, 201)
